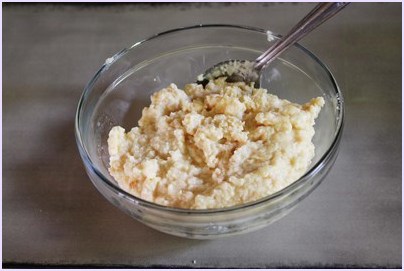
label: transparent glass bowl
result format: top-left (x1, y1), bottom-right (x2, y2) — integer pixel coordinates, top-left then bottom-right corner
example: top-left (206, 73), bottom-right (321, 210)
top-left (75, 24), bottom-right (344, 239)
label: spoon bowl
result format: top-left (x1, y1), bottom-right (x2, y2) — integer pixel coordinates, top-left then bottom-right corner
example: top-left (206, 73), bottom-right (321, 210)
top-left (197, 59), bottom-right (260, 87)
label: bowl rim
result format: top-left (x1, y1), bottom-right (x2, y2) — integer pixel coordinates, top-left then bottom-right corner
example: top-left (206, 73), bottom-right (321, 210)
top-left (75, 24), bottom-right (344, 215)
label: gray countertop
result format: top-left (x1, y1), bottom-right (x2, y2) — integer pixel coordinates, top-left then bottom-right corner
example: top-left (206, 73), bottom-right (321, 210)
top-left (3, 3), bottom-right (401, 268)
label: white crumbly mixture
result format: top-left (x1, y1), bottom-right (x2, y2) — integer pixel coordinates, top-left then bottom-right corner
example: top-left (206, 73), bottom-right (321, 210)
top-left (108, 78), bottom-right (324, 209)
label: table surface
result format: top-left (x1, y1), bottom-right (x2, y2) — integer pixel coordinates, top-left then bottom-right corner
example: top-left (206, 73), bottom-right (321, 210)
top-left (3, 3), bottom-right (402, 268)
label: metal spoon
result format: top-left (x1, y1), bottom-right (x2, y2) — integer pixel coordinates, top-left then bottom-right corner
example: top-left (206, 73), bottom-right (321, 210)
top-left (197, 2), bottom-right (349, 87)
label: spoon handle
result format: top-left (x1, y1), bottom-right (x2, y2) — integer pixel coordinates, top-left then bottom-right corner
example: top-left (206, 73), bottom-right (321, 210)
top-left (255, 2), bottom-right (349, 70)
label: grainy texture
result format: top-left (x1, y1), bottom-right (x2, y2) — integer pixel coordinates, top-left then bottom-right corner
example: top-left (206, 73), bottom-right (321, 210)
top-left (108, 79), bottom-right (324, 209)
top-left (3, 3), bottom-right (401, 268)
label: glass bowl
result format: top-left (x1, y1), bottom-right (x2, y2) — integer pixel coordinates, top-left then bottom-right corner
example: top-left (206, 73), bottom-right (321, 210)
top-left (75, 24), bottom-right (344, 239)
